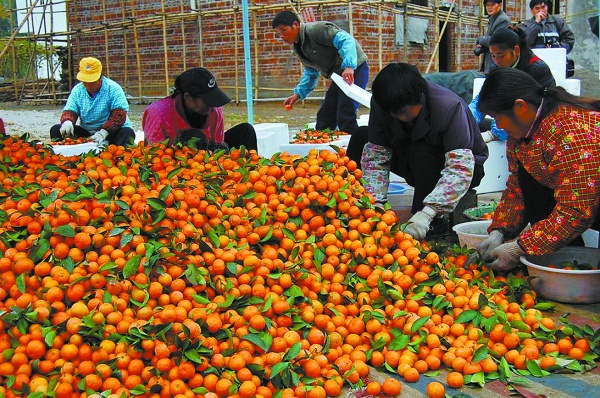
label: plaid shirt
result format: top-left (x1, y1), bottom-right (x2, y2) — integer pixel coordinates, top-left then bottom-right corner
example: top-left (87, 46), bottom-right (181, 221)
top-left (490, 106), bottom-right (600, 255)
top-left (61, 76), bottom-right (132, 133)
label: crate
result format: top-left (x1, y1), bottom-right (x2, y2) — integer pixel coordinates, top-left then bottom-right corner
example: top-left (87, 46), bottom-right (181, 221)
top-left (51, 142), bottom-right (100, 156)
top-left (279, 135), bottom-right (350, 157)
top-left (254, 123), bottom-right (289, 158)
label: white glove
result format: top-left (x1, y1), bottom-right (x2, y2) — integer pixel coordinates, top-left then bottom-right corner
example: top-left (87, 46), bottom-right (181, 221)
top-left (60, 120), bottom-right (74, 137)
top-left (489, 240), bottom-right (525, 271)
top-left (403, 206), bottom-right (436, 240)
top-left (477, 230), bottom-right (504, 262)
top-left (481, 131), bottom-right (495, 143)
top-left (90, 129), bottom-right (109, 145)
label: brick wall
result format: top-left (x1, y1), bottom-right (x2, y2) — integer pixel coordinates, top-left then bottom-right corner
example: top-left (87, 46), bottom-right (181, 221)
top-left (69, 1), bottom-right (525, 102)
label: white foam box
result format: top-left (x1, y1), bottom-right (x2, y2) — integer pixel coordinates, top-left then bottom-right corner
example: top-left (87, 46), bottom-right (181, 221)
top-left (254, 123), bottom-right (289, 158)
top-left (279, 136), bottom-right (350, 157)
top-left (51, 142), bottom-right (101, 156)
top-left (475, 140), bottom-right (509, 194)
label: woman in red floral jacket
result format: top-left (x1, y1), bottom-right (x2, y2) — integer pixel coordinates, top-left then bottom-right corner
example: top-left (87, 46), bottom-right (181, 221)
top-left (476, 68), bottom-right (600, 271)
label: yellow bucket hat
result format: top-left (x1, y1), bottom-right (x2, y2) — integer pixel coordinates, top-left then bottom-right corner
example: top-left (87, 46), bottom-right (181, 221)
top-left (77, 57), bottom-right (102, 83)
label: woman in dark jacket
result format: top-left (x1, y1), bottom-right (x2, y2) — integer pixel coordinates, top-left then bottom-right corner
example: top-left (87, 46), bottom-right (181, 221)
top-left (470, 26), bottom-right (555, 142)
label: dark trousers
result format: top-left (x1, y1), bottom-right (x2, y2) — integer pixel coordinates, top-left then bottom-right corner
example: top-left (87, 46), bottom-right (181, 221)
top-left (316, 62), bottom-right (369, 135)
top-left (50, 124), bottom-right (135, 147)
top-left (180, 123), bottom-right (257, 151)
top-left (518, 163), bottom-right (600, 246)
top-left (348, 126), bottom-right (484, 213)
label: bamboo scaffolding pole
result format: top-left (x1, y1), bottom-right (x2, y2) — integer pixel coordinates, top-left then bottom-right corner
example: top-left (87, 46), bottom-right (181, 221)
top-left (377, 4), bottom-right (382, 71)
top-left (233, 5), bottom-right (240, 103)
top-left (161, 0), bottom-right (169, 95)
top-left (102, 0), bottom-right (110, 76)
top-left (179, 0), bottom-right (187, 71)
top-left (426, 0), bottom-right (456, 74)
top-left (0, 0), bottom-right (41, 59)
top-left (9, 0), bottom-right (18, 101)
top-left (403, 1), bottom-right (409, 62)
top-left (121, 0), bottom-right (129, 94)
top-left (7, 0), bottom-right (492, 103)
top-left (128, 0), bottom-right (143, 103)
top-left (457, 0), bottom-right (462, 72)
top-left (49, 0), bottom-right (57, 102)
top-left (253, 7), bottom-right (259, 101)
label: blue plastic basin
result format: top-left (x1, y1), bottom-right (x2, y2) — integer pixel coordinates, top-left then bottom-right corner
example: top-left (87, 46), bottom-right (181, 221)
top-left (388, 183), bottom-right (408, 195)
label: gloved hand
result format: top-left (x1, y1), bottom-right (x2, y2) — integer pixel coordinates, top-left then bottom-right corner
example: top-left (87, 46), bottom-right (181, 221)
top-left (59, 120), bottom-right (74, 138)
top-left (489, 240), bottom-right (525, 271)
top-left (481, 130), bottom-right (495, 143)
top-left (90, 129), bottom-right (109, 145)
top-left (477, 230), bottom-right (504, 262)
top-left (403, 206), bottom-right (436, 240)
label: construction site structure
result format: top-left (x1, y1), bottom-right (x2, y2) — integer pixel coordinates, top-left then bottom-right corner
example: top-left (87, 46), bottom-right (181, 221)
top-left (1, 0), bottom-right (570, 105)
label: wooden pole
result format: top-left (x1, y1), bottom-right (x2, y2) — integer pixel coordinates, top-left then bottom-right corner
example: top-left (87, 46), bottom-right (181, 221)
top-left (253, 8), bottom-right (259, 100)
top-left (457, 0), bottom-right (462, 72)
top-left (161, 0), bottom-right (170, 95)
top-left (426, 0), bottom-right (456, 74)
top-left (233, 8), bottom-right (240, 103)
top-left (403, 0), bottom-right (408, 62)
top-left (121, 0), bottom-right (129, 94)
top-left (180, 0), bottom-right (188, 71)
top-left (377, 4), bottom-right (382, 71)
top-left (0, 0), bottom-right (41, 59)
top-left (128, 0), bottom-right (143, 103)
top-left (102, 0), bottom-right (110, 76)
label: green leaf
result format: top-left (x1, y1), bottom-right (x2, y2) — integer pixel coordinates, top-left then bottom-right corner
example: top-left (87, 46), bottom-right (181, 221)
top-left (54, 224), bottom-right (75, 237)
top-left (389, 334), bottom-right (409, 350)
top-left (270, 361), bottom-right (289, 377)
top-left (527, 360), bottom-right (548, 377)
top-left (123, 254), bottom-right (143, 279)
top-left (472, 345), bottom-right (488, 363)
top-left (455, 309), bottom-right (479, 324)
top-left (410, 316), bottom-right (430, 333)
top-left (242, 333), bottom-right (271, 352)
top-left (29, 238), bottom-right (50, 262)
top-left (283, 342), bottom-right (301, 362)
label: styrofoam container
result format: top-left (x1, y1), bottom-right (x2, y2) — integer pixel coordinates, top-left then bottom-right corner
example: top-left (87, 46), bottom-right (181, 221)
top-left (279, 136), bottom-right (349, 156)
top-left (452, 220), bottom-right (492, 249)
top-left (51, 142), bottom-right (100, 156)
top-left (254, 123), bottom-right (289, 158)
top-left (520, 247), bottom-right (600, 304)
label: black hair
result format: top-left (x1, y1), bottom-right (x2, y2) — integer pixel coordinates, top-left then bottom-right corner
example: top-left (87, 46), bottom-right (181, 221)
top-left (529, 0), bottom-right (552, 9)
top-left (489, 27), bottom-right (535, 66)
top-left (272, 10), bottom-right (300, 29)
top-left (372, 63), bottom-right (426, 115)
top-left (478, 68), bottom-right (600, 132)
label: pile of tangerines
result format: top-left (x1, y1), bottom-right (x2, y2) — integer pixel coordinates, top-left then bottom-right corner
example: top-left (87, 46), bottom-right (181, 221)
top-left (0, 136), bottom-right (597, 398)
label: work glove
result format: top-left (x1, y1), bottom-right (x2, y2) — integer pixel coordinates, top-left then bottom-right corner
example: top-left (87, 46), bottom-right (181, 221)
top-left (481, 130), bottom-right (495, 143)
top-left (403, 206), bottom-right (436, 240)
top-left (489, 240), bottom-right (525, 272)
top-left (90, 129), bottom-right (109, 145)
top-left (60, 120), bottom-right (74, 138)
top-left (477, 230), bottom-right (504, 263)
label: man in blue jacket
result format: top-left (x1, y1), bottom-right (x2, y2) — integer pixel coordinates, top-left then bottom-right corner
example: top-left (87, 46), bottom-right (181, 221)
top-left (272, 10), bottom-right (369, 135)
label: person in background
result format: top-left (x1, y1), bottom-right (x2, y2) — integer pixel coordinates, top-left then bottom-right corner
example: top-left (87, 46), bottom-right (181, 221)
top-left (142, 67), bottom-right (257, 151)
top-left (476, 68), bottom-right (600, 271)
top-left (271, 10), bottom-right (369, 136)
top-left (352, 63), bottom-right (488, 240)
top-left (474, 0), bottom-right (511, 75)
top-left (0, 118), bottom-right (5, 136)
top-left (521, 0), bottom-right (574, 54)
top-left (50, 57), bottom-right (135, 146)
top-left (470, 26), bottom-right (555, 143)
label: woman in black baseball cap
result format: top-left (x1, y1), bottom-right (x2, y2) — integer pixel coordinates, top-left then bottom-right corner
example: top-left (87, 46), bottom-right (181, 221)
top-left (142, 67), bottom-right (257, 151)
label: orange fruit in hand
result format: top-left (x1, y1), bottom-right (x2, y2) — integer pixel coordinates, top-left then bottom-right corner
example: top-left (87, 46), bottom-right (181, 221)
top-left (284, 104), bottom-right (293, 110)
